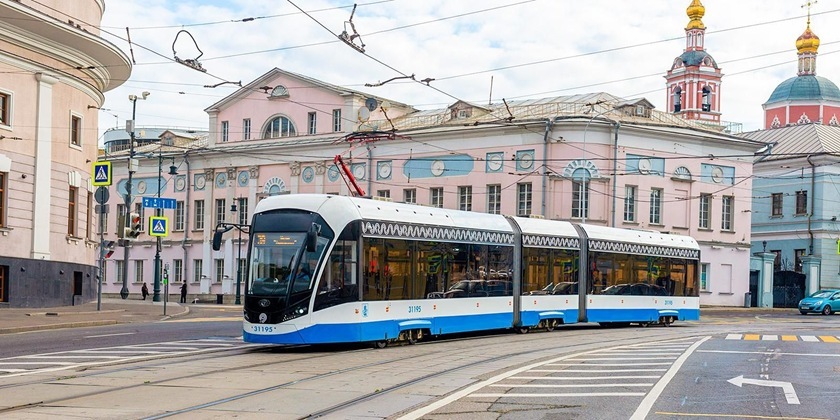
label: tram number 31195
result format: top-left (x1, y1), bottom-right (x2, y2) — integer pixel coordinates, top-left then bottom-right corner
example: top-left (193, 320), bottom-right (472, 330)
top-left (408, 305), bottom-right (422, 313)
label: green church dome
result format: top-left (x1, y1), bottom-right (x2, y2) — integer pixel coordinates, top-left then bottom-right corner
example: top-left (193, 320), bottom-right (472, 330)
top-left (766, 75), bottom-right (840, 104)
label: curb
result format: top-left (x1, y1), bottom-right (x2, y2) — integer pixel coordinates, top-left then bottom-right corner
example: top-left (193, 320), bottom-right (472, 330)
top-left (0, 320), bottom-right (120, 335)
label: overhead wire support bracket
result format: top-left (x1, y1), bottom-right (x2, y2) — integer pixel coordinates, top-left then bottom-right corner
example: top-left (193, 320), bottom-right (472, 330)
top-left (338, 4), bottom-right (365, 53)
top-left (365, 74), bottom-right (414, 87)
top-left (172, 30), bottom-right (207, 73)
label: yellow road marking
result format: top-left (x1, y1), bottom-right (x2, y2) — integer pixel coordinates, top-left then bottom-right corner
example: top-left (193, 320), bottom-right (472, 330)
top-left (819, 336), bottom-right (839, 343)
top-left (744, 334), bottom-right (760, 340)
top-left (781, 335), bottom-right (798, 341)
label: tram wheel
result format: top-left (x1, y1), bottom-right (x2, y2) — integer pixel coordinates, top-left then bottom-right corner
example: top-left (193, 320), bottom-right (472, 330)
top-left (515, 326), bottom-right (530, 334)
top-left (407, 330), bottom-right (418, 345)
top-left (373, 340), bottom-right (388, 349)
top-left (544, 320), bottom-right (556, 332)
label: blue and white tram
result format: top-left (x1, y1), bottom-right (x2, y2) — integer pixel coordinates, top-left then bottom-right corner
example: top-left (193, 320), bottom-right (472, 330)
top-left (230, 194), bottom-right (700, 345)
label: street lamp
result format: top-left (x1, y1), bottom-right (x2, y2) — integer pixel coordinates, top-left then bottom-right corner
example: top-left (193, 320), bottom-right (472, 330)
top-left (121, 91), bottom-right (150, 299)
top-left (230, 197), bottom-right (244, 305)
top-left (152, 149), bottom-right (178, 302)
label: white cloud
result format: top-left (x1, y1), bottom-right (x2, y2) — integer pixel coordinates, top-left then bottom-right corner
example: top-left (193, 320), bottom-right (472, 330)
top-left (99, 0), bottom-right (840, 137)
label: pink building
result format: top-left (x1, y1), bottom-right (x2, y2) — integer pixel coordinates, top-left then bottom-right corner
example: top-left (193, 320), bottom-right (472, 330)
top-left (101, 66), bottom-right (764, 306)
top-left (0, 0), bottom-right (131, 307)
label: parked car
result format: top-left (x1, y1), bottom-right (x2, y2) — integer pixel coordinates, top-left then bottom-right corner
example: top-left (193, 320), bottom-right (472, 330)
top-left (798, 289), bottom-right (840, 315)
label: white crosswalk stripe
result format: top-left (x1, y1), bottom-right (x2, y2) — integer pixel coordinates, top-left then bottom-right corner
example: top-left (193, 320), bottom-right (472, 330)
top-left (0, 338), bottom-right (258, 379)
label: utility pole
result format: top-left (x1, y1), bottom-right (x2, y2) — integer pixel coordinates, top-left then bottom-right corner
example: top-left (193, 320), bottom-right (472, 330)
top-left (153, 151), bottom-right (162, 302)
top-left (121, 92), bottom-right (149, 299)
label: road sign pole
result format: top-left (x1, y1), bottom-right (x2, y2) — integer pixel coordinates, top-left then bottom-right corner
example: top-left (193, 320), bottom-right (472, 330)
top-left (97, 189), bottom-right (105, 311)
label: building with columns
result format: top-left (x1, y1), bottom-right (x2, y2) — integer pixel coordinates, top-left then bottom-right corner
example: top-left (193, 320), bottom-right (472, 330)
top-left (0, 0), bottom-right (131, 307)
top-left (99, 63), bottom-right (764, 306)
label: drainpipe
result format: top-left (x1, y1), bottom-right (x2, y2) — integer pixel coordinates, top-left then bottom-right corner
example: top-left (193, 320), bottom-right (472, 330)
top-left (181, 153), bottom-right (191, 280)
top-left (366, 144), bottom-right (373, 196)
top-left (807, 155), bottom-right (815, 255)
top-left (541, 119), bottom-right (553, 217)
top-left (610, 121), bottom-right (621, 227)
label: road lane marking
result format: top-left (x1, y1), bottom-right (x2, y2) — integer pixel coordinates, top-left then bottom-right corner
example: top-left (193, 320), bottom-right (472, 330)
top-left (727, 375), bottom-right (799, 405)
top-left (531, 369), bottom-right (668, 372)
top-left (491, 383), bottom-right (654, 388)
top-left (697, 350), bottom-right (840, 357)
top-left (655, 411), bottom-right (827, 419)
top-left (470, 392), bottom-right (647, 398)
top-left (567, 357), bottom-right (678, 361)
top-left (548, 362), bottom-right (673, 366)
top-left (781, 335), bottom-right (798, 341)
top-left (744, 334), bottom-right (760, 340)
top-left (762, 335), bottom-right (778, 341)
top-left (726, 334), bottom-right (742, 340)
top-left (512, 375), bottom-right (662, 380)
top-left (819, 336), bottom-right (839, 343)
top-left (398, 337), bottom-right (708, 420)
top-left (629, 336), bottom-right (711, 420)
top-left (85, 332), bottom-right (136, 339)
top-left (801, 336), bottom-right (819, 342)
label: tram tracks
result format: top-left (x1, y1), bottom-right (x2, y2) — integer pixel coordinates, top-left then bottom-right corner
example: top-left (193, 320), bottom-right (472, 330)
top-left (0, 325), bottom-right (712, 418)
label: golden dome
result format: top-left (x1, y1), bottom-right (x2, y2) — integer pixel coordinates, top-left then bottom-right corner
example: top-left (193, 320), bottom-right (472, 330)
top-left (686, 0), bottom-right (706, 30)
top-left (796, 25), bottom-right (820, 54)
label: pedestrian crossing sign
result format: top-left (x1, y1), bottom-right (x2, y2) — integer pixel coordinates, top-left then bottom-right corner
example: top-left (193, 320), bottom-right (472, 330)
top-left (91, 161), bottom-right (112, 186)
top-left (149, 216), bottom-right (169, 237)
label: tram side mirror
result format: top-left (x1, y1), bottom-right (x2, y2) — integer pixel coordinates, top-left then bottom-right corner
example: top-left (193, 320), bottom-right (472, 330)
top-left (212, 231), bottom-right (223, 251)
top-left (306, 223), bottom-right (318, 252)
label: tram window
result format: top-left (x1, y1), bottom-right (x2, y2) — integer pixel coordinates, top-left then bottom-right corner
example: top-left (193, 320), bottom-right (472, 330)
top-left (523, 247), bottom-right (549, 294)
top-left (314, 239), bottom-right (359, 311)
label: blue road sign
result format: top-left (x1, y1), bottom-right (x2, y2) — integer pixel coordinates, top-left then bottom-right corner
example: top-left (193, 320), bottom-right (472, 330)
top-left (149, 216), bottom-right (169, 237)
top-left (92, 161), bottom-right (112, 186)
top-left (142, 197), bottom-right (177, 209)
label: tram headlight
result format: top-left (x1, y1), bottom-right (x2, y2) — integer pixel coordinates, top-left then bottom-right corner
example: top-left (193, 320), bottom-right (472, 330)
top-left (282, 301), bottom-right (309, 322)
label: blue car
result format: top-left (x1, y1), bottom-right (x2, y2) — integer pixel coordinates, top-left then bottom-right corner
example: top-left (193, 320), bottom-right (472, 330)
top-left (798, 290), bottom-right (840, 315)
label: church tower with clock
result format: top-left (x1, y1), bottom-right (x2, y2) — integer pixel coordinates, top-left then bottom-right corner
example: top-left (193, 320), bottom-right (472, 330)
top-left (664, 0), bottom-right (723, 124)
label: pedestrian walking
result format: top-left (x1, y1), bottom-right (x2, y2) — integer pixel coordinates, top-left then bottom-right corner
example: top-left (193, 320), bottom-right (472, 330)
top-left (141, 282), bottom-right (149, 300)
top-left (180, 282), bottom-right (187, 303)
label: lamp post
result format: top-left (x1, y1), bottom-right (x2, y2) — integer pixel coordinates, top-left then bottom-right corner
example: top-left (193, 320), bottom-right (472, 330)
top-left (152, 151), bottom-right (178, 302)
top-left (230, 198), bottom-right (243, 305)
top-left (121, 91), bottom-right (150, 299)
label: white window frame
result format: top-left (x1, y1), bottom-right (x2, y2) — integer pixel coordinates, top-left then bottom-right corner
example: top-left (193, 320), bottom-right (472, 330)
top-left (0, 90), bottom-right (11, 128)
top-left (69, 112), bottom-right (83, 148)
top-left (721, 195), bottom-right (733, 231)
top-left (649, 188), bottom-right (662, 225)
top-left (517, 182), bottom-right (532, 216)
top-left (308, 112), bottom-right (317, 135)
top-left (332, 109), bottom-right (342, 132)
top-left (623, 185), bottom-right (636, 222)
top-left (193, 259), bottom-right (203, 283)
top-left (221, 120), bottom-right (229, 142)
top-left (174, 201), bottom-right (185, 231)
top-left (430, 187), bottom-right (444, 208)
top-left (194, 200), bottom-right (205, 230)
top-left (403, 188), bottom-right (416, 204)
top-left (458, 186), bottom-right (472, 211)
top-left (487, 184), bottom-right (501, 215)
top-left (699, 194), bottom-right (711, 229)
top-left (242, 118), bottom-right (251, 140)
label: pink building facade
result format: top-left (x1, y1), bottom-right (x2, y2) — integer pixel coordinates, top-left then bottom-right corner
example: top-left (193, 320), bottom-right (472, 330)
top-left (0, 0), bottom-right (131, 307)
top-left (99, 68), bottom-right (764, 306)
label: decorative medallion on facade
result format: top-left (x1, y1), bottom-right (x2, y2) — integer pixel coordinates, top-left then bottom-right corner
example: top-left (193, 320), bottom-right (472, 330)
top-left (589, 239), bottom-right (699, 259)
top-left (328, 165), bottom-right (340, 182)
top-left (238, 170), bottom-right (249, 187)
top-left (377, 161), bottom-right (392, 180)
top-left (522, 234), bottom-right (579, 250)
top-left (215, 172), bottom-right (227, 188)
top-left (174, 175), bottom-right (186, 192)
top-left (771, 115), bottom-right (781, 128)
top-left (263, 177), bottom-right (287, 195)
top-left (516, 150), bottom-right (535, 171)
top-left (302, 166), bottom-right (315, 183)
top-left (831, 115), bottom-right (840, 126)
top-left (562, 159), bottom-right (601, 179)
top-left (351, 163), bottom-right (366, 180)
top-left (486, 152), bottom-right (504, 173)
top-left (361, 220), bottom-right (514, 245)
top-left (194, 174), bottom-right (206, 191)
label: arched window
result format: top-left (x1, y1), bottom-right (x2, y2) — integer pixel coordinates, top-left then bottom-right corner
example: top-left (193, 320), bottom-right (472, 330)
top-left (263, 116), bottom-right (297, 138)
top-left (571, 168), bottom-right (590, 219)
top-left (702, 86), bottom-right (711, 111)
top-left (673, 87), bottom-right (682, 113)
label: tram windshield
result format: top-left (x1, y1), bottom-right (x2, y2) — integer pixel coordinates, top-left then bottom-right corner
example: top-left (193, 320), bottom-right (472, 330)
top-left (249, 232), bottom-right (326, 297)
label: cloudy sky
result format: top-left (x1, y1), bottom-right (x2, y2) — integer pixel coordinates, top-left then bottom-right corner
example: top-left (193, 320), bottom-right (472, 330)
top-left (97, 0), bottom-right (840, 140)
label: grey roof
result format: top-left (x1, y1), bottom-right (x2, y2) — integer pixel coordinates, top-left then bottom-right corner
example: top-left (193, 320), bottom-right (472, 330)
top-left (765, 75), bottom-right (840, 105)
top-left (740, 123), bottom-right (840, 161)
top-left (674, 50), bottom-right (719, 69)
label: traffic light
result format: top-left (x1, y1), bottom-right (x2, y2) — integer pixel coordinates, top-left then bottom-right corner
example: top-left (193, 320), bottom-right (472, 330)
top-left (125, 212), bottom-right (142, 240)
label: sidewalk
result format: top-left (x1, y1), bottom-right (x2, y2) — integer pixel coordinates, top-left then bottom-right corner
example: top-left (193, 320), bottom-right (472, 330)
top-left (0, 298), bottom-right (192, 335)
